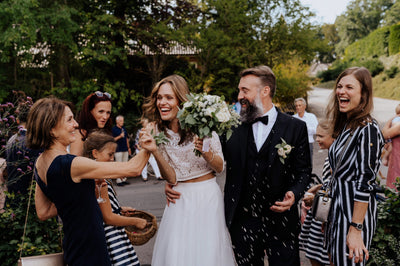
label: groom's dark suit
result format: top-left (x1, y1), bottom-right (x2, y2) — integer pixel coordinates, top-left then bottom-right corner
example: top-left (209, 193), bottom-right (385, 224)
top-left (223, 108), bottom-right (311, 265)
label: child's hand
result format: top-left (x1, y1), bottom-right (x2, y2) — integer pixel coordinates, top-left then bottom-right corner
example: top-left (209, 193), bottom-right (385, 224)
top-left (120, 206), bottom-right (135, 215)
top-left (133, 217), bottom-right (147, 229)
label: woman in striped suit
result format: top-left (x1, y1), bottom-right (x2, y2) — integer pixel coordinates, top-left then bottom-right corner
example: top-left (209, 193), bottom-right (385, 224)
top-left (325, 67), bottom-right (384, 265)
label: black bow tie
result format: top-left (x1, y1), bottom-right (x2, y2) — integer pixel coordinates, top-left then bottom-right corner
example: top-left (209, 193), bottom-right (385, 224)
top-left (252, 116), bottom-right (269, 125)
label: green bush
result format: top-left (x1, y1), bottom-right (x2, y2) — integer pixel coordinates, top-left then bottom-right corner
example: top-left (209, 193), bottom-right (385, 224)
top-left (344, 27), bottom-right (391, 61)
top-left (368, 179), bottom-right (400, 265)
top-left (0, 188), bottom-right (62, 266)
top-left (273, 58), bottom-right (311, 106)
top-left (388, 24), bottom-right (400, 56)
top-left (317, 61), bottom-right (350, 82)
top-left (358, 59), bottom-right (384, 77)
top-left (385, 66), bottom-right (399, 79)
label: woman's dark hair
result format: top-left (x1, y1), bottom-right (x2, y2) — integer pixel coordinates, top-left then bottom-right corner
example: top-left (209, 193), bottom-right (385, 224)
top-left (77, 92), bottom-right (112, 140)
top-left (327, 67), bottom-right (373, 137)
top-left (26, 97), bottom-right (74, 150)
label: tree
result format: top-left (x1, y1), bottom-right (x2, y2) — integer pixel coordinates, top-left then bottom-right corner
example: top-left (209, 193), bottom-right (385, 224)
top-left (335, 0), bottom-right (394, 56)
top-left (188, 0), bottom-right (327, 102)
top-left (382, 1), bottom-right (400, 26)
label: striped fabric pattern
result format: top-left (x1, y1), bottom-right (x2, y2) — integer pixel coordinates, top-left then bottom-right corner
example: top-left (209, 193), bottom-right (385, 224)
top-left (299, 158), bottom-right (331, 265)
top-left (104, 180), bottom-right (140, 266)
top-left (326, 121), bottom-right (384, 266)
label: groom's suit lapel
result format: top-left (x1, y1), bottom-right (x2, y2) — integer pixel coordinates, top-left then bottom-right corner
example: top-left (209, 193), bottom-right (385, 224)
top-left (238, 123), bottom-right (250, 169)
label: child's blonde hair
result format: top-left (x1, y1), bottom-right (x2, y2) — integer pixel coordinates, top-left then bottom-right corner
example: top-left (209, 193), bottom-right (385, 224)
top-left (82, 130), bottom-right (116, 159)
top-left (395, 103), bottom-right (400, 115)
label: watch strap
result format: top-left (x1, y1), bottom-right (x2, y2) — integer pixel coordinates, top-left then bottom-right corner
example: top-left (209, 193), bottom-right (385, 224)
top-left (350, 222), bottom-right (363, 230)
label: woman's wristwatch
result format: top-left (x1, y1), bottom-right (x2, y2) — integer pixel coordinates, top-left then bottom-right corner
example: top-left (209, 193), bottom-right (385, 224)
top-left (350, 222), bottom-right (363, 231)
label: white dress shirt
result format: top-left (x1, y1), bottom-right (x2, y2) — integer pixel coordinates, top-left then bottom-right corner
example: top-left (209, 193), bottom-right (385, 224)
top-left (293, 111), bottom-right (318, 143)
top-left (252, 105), bottom-right (278, 152)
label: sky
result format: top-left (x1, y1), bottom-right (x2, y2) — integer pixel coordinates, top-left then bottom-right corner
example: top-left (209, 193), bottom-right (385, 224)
top-left (300, 0), bottom-right (352, 24)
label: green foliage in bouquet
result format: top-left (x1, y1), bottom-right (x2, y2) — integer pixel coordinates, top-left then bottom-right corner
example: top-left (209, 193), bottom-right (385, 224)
top-left (177, 93), bottom-right (241, 141)
top-left (368, 178), bottom-right (400, 265)
top-left (150, 129), bottom-right (169, 146)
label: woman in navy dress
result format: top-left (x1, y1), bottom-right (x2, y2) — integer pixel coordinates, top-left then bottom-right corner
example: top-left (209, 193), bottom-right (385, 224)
top-left (27, 97), bottom-right (174, 265)
top-left (325, 67), bottom-right (384, 265)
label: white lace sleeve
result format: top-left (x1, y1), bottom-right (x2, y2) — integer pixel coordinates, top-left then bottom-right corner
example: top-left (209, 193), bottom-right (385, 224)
top-left (157, 129), bottom-right (224, 181)
top-left (209, 131), bottom-right (224, 170)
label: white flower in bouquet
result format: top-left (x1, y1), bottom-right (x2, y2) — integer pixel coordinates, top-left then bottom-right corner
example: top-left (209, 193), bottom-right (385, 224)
top-left (177, 93), bottom-right (241, 155)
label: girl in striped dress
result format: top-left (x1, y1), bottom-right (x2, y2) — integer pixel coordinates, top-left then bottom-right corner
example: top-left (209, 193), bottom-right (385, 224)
top-left (299, 120), bottom-right (334, 265)
top-left (325, 67), bottom-right (384, 265)
top-left (83, 131), bottom-right (148, 266)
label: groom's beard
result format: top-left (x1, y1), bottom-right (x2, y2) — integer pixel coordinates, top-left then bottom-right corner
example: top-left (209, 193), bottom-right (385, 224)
top-left (239, 97), bottom-right (263, 123)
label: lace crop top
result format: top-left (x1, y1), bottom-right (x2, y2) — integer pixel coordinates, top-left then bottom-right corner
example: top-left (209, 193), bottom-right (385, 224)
top-left (158, 129), bottom-right (224, 182)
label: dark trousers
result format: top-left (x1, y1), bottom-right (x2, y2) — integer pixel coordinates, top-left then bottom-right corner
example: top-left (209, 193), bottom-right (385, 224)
top-left (230, 210), bottom-right (300, 266)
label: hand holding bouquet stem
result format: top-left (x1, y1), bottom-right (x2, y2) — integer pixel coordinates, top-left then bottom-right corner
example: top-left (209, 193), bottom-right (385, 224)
top-left (177, 93), bottom-right (241, 156)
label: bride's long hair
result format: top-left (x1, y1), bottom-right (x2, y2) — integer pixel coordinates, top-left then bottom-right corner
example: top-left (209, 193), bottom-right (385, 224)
top-left (141, 74), bottom-right (193, 145)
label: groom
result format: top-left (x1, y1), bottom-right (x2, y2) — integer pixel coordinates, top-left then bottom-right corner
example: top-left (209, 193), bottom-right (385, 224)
top-left (222, 65), bottom-right (312, 265)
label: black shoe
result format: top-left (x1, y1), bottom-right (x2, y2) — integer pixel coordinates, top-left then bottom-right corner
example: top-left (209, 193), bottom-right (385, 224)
top-left (122, 181), bottom-right (130, 185)
top-left (116, 182), bottom-right (125, 186)
top-left (156, 177), bottom-right (163, 181)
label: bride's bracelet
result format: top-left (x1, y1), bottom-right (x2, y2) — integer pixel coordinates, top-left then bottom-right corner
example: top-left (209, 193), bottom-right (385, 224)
top-left (208, 152), bottom-right (215, 163)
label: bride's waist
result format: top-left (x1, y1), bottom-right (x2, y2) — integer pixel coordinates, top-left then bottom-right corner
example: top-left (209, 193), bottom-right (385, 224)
top-left (179, 172), bottom-right (215, 183)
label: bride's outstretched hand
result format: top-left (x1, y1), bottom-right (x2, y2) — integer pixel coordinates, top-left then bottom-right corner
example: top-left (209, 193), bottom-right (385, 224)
top-left (139, 130), bottom-right (156, 152)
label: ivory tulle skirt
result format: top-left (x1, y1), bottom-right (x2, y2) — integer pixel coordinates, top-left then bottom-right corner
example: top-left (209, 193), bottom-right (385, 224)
top-left (151, 177), bottom-right (237, 266)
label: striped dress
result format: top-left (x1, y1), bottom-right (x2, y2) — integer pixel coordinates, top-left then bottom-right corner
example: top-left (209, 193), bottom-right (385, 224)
top-left (326, 121), bottom-right (383, 266)
top-left (104, 180), bottom-right (140, 266)
top-left (299, 157), bottom-right (331, 265)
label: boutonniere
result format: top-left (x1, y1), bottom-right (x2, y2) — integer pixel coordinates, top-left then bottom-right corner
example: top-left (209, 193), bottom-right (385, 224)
top-left (275, 138), bottom-right (294, 164)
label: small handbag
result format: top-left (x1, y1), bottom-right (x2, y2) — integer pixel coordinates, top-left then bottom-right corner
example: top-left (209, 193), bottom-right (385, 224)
top-left (311, 190), bottom-right (332, 222)
top-left (311, 133), bottom-right (353, 222)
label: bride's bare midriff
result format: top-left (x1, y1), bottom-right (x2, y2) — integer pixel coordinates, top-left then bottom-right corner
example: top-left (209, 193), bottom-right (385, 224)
top-left (180, 172), bottom-right (215, 183)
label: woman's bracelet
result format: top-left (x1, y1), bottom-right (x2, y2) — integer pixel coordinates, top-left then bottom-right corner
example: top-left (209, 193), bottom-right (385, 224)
top-left (208, 152), bottom-right (215, 163)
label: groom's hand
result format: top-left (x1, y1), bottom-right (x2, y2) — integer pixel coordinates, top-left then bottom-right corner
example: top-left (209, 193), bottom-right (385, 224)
top-left (270, 191), bottom-right (295, 213)
top-left (165, 183), bottom-right (181, 206)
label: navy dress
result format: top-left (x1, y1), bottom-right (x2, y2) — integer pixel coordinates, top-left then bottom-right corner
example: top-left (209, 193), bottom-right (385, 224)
top-left (35, 154), bottom-right (111, 266)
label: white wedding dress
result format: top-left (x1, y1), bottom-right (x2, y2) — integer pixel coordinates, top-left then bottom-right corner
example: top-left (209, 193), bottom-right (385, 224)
top-left (151, 130), bottom-right (236, 266)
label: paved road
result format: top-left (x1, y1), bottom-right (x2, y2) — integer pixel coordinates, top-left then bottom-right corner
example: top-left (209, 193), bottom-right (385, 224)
top-left (116, 87), bottom-right (397, 265)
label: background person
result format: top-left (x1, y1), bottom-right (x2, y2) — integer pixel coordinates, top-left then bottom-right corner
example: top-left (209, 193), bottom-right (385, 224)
top-left (293, 97), bottom-right (318, 164)
top-left (143, 74), bottom-right (236, 266)
top-left (381, 104), bottom-right (400, 190)
top-left (5, 102), bottom-right (42, 209)
top-left (325, 67), bottom-right (384, 265)
top-left (70, 91), bottom-right (113, 156)
top-left (299, 119), bottom-right (335, 266)
top-left (112, 115), bottom-right (131, 186)
top-left (27, 97), bottom-right (169, 265)
top-left (83, 131), bottom-right (147, 266)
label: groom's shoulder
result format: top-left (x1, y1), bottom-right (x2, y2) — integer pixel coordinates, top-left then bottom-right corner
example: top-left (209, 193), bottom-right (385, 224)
top-left (276, 109), bottom-right (307, 128)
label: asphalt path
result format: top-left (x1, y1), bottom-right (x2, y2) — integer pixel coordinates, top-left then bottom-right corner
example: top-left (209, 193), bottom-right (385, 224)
top-left (115, 87), bottom-right (398, 265)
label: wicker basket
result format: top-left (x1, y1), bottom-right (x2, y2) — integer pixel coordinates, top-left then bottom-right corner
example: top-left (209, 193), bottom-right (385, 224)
top-left (123, 210), bottom-right (158, 246)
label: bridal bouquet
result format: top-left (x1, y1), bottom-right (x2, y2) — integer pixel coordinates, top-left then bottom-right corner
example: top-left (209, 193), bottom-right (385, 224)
top-left (177, 93), bottom-right (241, 156)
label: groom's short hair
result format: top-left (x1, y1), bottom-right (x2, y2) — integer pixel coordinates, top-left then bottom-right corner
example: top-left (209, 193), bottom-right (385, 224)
top-left (240, 65), bottom-right (276, 98)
